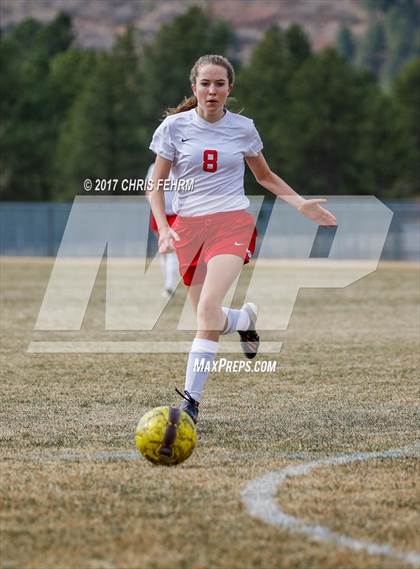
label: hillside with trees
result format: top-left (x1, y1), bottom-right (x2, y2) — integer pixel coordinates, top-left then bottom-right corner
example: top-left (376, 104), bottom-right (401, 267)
top-left (0, 6), bottom-right (419, 201)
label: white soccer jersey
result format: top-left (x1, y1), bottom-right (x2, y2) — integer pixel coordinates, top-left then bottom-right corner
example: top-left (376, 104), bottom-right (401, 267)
top-left (149, 108), bottom-right (263, 216)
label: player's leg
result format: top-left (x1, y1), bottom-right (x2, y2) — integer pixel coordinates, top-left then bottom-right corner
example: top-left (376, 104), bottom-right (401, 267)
top-left (187, 269), bottom-right (257, 340)
top-left (176, 272), bottom-right (205, 423)
top-left (196, 255), bottom-right (260, 366)
top-left (154, 213), bottom-right (179, 297)
top-left (180, 254), bottom-right (243, 422)
top-left (158, 253), bottom-right (168, 297)
top-left (196, 253), bottom-right (244, 339)
top-left (165, 251), bottom-right (178, 294)
top-left (186, 282), bottom-right (203, 313)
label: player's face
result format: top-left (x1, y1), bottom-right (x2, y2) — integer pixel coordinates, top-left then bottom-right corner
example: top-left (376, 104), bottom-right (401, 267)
top-left (192, 64), bottom-right (232, 117)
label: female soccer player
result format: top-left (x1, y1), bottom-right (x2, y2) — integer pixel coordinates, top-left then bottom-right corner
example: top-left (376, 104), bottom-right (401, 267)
top-left (149, 54), bottom-right (336, 423)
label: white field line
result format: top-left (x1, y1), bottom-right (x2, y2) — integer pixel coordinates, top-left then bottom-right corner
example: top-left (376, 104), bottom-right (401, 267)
top-left (242, 444), bottom-right (420, 568)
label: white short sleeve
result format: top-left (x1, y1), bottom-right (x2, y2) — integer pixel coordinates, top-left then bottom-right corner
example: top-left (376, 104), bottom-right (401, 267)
top-left (245, 121), bottom-right (263, 157)
top-left (149, 119), bottom-right (175, 161)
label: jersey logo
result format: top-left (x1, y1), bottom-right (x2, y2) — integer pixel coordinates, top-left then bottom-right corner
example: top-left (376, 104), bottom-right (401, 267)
top-left (181, 138), bottom-right (191, 142)
top-left (234, 242), bottom-right (245, 246)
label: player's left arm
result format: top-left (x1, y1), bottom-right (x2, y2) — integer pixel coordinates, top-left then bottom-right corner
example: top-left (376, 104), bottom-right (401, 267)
top-left (246, 152), bottom-right (337, 226)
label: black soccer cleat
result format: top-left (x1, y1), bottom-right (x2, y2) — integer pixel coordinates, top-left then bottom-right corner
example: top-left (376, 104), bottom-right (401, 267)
top-left (238, 302), bottom-right (260, 360)
top-left (175, 388), bottom-right (199, 424)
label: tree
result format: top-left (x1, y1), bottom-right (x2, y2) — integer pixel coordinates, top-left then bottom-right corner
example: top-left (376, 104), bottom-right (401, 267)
top-left (0, 28), bottom-right (28, 193)
top-left (356, 20), bottom-right (386, 77)
top-left (336, 25), bottom-right (357, 62)
top-left (53, 28), bottom-right (147, 199)
top-left (0, 17), bottom-right (43, 58)
top-left (49, 47), bottom-right (98, 112)
top-left (0, 13), bottom-right (74, 200)
top-left (141, 6), bottom-right (235, 130)
top-left (382, 2), bottom-right (420, 84)
top-left (285, 24), bottom-right (312, 67)
top-left (53, 54), bottom-right (116, 198)
top-left (392, 57), bottom-right (420, 194)
top-left (110, 27), bottom-right (149, 181)
top-left (357, 0), bottom-right (420, 84)
top-left (358, 89), bottom-right (409, 197)
top-left (236, 25), bottom-right (311, 194)
top-left (282, 49), bottom-right (378, 195)
top-left (30, 12), bottom-right (74, 67)
top-left (365, 0), bottom-right (419, 14)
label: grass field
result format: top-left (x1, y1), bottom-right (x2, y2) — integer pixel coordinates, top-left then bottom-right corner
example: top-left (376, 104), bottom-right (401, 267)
top-left (1, 258), bottom-right (419, 569)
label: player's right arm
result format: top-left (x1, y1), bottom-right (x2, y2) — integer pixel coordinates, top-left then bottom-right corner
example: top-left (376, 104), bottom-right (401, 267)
top-left (150, 155), bottom-right (180, 253)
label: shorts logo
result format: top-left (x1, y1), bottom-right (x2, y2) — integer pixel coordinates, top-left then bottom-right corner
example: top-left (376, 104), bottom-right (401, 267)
top-left (234, 242), bottom-right (245, 246)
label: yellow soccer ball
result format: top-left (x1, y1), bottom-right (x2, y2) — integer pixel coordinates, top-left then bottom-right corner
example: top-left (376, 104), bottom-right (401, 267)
top-left (135, 406), bottom-right (197, 466)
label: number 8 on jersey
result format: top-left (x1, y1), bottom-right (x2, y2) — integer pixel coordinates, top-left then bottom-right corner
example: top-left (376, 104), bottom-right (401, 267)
top-left (203, 150), bottom-right (218, 172)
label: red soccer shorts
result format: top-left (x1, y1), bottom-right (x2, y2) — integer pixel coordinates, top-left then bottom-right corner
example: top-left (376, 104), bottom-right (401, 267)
top-left (150, 213), bottom-right (177, 233)
top-left (172, 210), bottom-right (257, 286)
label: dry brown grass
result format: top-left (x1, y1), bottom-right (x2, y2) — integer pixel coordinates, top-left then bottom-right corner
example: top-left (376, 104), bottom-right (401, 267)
top-left (282, 457), bottom-right (420, 552)
top-left (1, 258), bottom-right (419, 569)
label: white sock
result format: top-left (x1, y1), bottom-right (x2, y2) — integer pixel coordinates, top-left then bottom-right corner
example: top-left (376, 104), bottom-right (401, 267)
top-left (185, 338), bottom-right (219, 402)
top-left (159, 254), bottom-right (166, 282)
top-left (221, 307), bottom-right (250, 335)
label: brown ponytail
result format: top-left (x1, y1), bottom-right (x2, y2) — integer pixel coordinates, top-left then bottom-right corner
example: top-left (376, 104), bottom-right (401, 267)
top-left (164, 95), bottom-right (198, 117)
top-left (164, 54), bottom-right (235, 117)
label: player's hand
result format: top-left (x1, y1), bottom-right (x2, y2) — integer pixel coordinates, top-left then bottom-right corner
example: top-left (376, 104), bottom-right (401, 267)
top-left (298, 198), bottom-right (337, 226)
top-left (158, 226), bottom-right (180, 254)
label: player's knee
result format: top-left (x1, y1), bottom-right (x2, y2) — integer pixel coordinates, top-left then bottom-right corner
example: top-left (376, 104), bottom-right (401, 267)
top-left (197, 296), bottom-right (221, 323)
